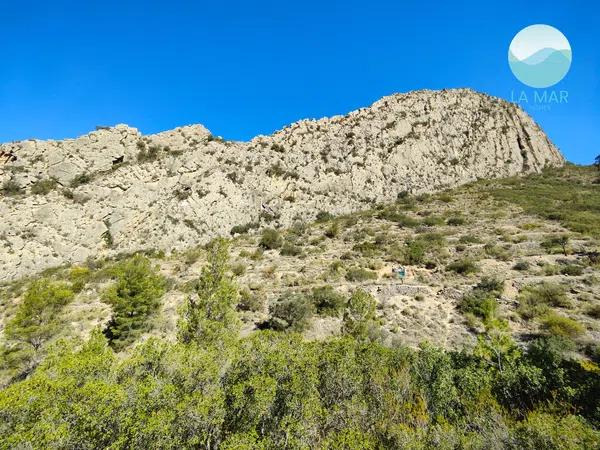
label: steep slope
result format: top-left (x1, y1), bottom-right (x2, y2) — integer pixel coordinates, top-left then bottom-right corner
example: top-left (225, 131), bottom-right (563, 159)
top-left (0, 89), bottom-right (564, 282)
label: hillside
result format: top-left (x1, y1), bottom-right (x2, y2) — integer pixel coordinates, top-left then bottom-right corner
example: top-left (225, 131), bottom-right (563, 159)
top-left (3, 90), bottom-right (600, 449)
top-left (0, 89), bottom-right (563, 282)
top-left (0, 164), bottom-right (599, 448)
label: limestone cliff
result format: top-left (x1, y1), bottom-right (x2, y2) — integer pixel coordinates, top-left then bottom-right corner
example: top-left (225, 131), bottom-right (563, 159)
top-left (0, 89), bottom-right (564, 281)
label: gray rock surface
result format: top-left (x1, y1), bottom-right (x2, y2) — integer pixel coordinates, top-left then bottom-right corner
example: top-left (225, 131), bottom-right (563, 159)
top-left (0, 89), bottom-right (564, 282)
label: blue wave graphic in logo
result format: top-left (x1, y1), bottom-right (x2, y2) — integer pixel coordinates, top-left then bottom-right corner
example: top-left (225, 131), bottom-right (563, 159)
top-left (508, 25), bottom-right (572, 88)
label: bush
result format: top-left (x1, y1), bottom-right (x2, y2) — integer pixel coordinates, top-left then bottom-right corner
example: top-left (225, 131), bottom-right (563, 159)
top-left (310, 286), bottom-right (346, 316)
top-left (259, 228), bottom-right (283, 250)
top-left (269, 292), bottom-right (314, 332)
top-left (513, 261), bottom-right (530, 271)
top-left (541, 312), bottom-right (585, 339)
top-left (325, 221), bottom-right (340, 238)
top-left (316, 211), bottom-right (334, 223)
top-left (446, 258), bottom-right (479, 275)
top-left (560, 264), bottom-right (584, 276)
top-left (280, 242), bottom-right (302, 256)
top-left (231, 263), bottom-right (246, 276)
top-left (517, 282), bottom-right (570, 320)
top-left (446, 216), bottom-right (466, 226)
top-left (103, 255), bottom-right (166, 350)
top-left (69, 173), bottom-right (92, 188)
top-left (1, 179), bottom-right (22, 196)
top-left (342, 289), bottom-right (377, 341)
top-left (30, 178), bottom-right (58, 195)
top-left (230, 222), bottom-right (259, 235)
top-left (3, 279), bottom-right (75, 374)
top-left (238, 288), bottom-right (263, 312)
top-left (345, 267), bottom-right (378, 282)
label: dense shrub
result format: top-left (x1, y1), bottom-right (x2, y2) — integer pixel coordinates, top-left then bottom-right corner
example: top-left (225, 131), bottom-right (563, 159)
top-left (69, 173), bottom-right (92, 188)
top-left (541, 312), bottom-right (585, 339)
top-left (259, 228), bottom-right (283, 250)
top-left (269, 292), bottom-right (314, 332)
top-left (2, 279), bottom-right (75, 376)
top-left (345, 267), bottom-right (377, 282)
top-left (0, 179), bottom-right (22, 196)
top-left (103, 255), bottom-right (166, 350)
top-left (446, 258), bottom-right (479, 275)
top-left (310, 285), bottom-right (346, 316)
top-left (517, 282), bottom-right (570, 320)
top-left (30, 178), bottom-right (58, 195)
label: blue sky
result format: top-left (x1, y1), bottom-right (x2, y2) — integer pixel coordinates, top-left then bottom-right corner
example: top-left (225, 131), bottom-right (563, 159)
top-left (0, 0), bottom-right (597, 164)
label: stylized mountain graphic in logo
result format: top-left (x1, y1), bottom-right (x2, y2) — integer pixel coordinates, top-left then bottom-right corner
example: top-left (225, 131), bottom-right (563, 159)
top-left (508, 25), bottom-right (572, 88)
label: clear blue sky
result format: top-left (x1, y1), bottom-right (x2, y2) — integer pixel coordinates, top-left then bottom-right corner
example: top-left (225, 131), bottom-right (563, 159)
top-left (0, 0), bottom-right (597, 163)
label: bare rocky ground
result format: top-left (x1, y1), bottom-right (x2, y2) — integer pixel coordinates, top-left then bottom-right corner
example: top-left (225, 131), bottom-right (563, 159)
top-left (2, 165), bottom-right (598, 355)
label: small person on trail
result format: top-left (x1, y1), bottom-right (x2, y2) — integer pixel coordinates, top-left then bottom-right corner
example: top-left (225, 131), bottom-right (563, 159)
top-left (392, 266), bottom-right (407, 284)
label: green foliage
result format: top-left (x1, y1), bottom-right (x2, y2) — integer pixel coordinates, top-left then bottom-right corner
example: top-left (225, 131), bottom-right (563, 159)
top-left (279, 241), bottom-right (302, 256)
top-left (316, 211), bottom-right (334, 222)
top-left (178, 238), bottom-right (240, 348)
top-left (2, 279), bottom-right (74, 376)
top-left (446, 215), bottom-right (466, 226)
top-left (446, 258), bottom-right (479, 275)
top-left (237, 288), bottom-right (263, 312)
top-left (0, 179), bottom-right (22, 196)
top-left (259, 228), bottom-right (283, 250)
top-left (310, 285), bottom-right (345, 316)
top-left (69, 173), bottom-right (92, 188)
top-left (486, 166), bottom-right (600, 238)
top-left (103, 255), bottom-right (166, 350)
top-left (541, 312), bottom-right (585, 339)
top-left (345, 267), bottom-right (377, 282)
top-left (268, 292), bottom-right (314, 332)
top-left (230, 222), bottom-right (259, 235)
top-left (517, 282), bottom-right (570, 320)
top-left (1, 325), bottom-right (600, 448)
top-left (342, 289), bottom-right (377, 341)
top-left (30, 178), bottom-right (58, 195)
top-left (459, 277), bottom-right (503, 323)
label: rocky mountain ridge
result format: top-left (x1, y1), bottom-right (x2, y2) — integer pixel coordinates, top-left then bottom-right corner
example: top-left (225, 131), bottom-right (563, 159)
top-left (0, 88), bottom-right (564, 282)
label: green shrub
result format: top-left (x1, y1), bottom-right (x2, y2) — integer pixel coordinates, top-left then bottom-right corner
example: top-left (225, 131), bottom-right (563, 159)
top-left (1, 179), bottom-right (22, 196)
top-left (316, 211), bottom-right (334, 223)
top-left (446, 216), bottom-right (466, 226)
top-left (280, 242), bottom-right (302, 256)
top-left (103, 255), bottom-right (166, 350)
top-left (586, 304), bottom-right (600, 319)
top-left (310, 286), bottom-right (346, 316)
top-left (396, 214), bottom-right (420, 228)
top-left (325, 221), bottom-right (340, 238)
top-left (238, 288), bottom-right (263, 312)
top-left (345, 267), bottom-right (378, 282)
top-left (231, 263), bottom-right (246, 276)
top-left (230, 222), bottom-right (259, 235)
top-left (541, 312), bottom-right (585, 339)
top-left (2, 279), bottom-right (75, 374)
top-left (560, 264), bottom-right (584, 276)
top-left (342, 289), bottom-right (377, 341)
top-left (30, 178), bottom-right (58, 195)
top-left (513, 261), bottom-right (530, 271)
top-left (259, 228), bottom-right (283, 250)
top-left (446, 258), bottom-right (478, 275)
top-left (269, 292), bottom-right (314, 332)
top-left (517, 282), bottom-right (570, 320)
top-left (69, 173), bottom-right (92, 188)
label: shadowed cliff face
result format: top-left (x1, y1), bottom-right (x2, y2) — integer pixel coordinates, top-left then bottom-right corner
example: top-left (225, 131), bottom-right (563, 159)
top-left (0, 89), bottom-right (564, 282)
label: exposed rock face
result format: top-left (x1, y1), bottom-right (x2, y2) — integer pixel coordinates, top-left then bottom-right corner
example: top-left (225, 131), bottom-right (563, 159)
top-left (0, 89), bottom-right (564, 282)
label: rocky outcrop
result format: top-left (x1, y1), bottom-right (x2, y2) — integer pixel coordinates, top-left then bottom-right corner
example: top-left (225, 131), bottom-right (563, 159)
top-left (0, 89), bottom-right (564, 282)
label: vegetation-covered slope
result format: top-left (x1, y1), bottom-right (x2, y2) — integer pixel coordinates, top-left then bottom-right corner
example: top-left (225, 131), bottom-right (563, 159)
top-left (1, 164), bottom-right (599, 448)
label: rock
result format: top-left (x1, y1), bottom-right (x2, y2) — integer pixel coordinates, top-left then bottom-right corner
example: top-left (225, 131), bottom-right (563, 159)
top-left (0, 89), bottom-right (564, 282)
